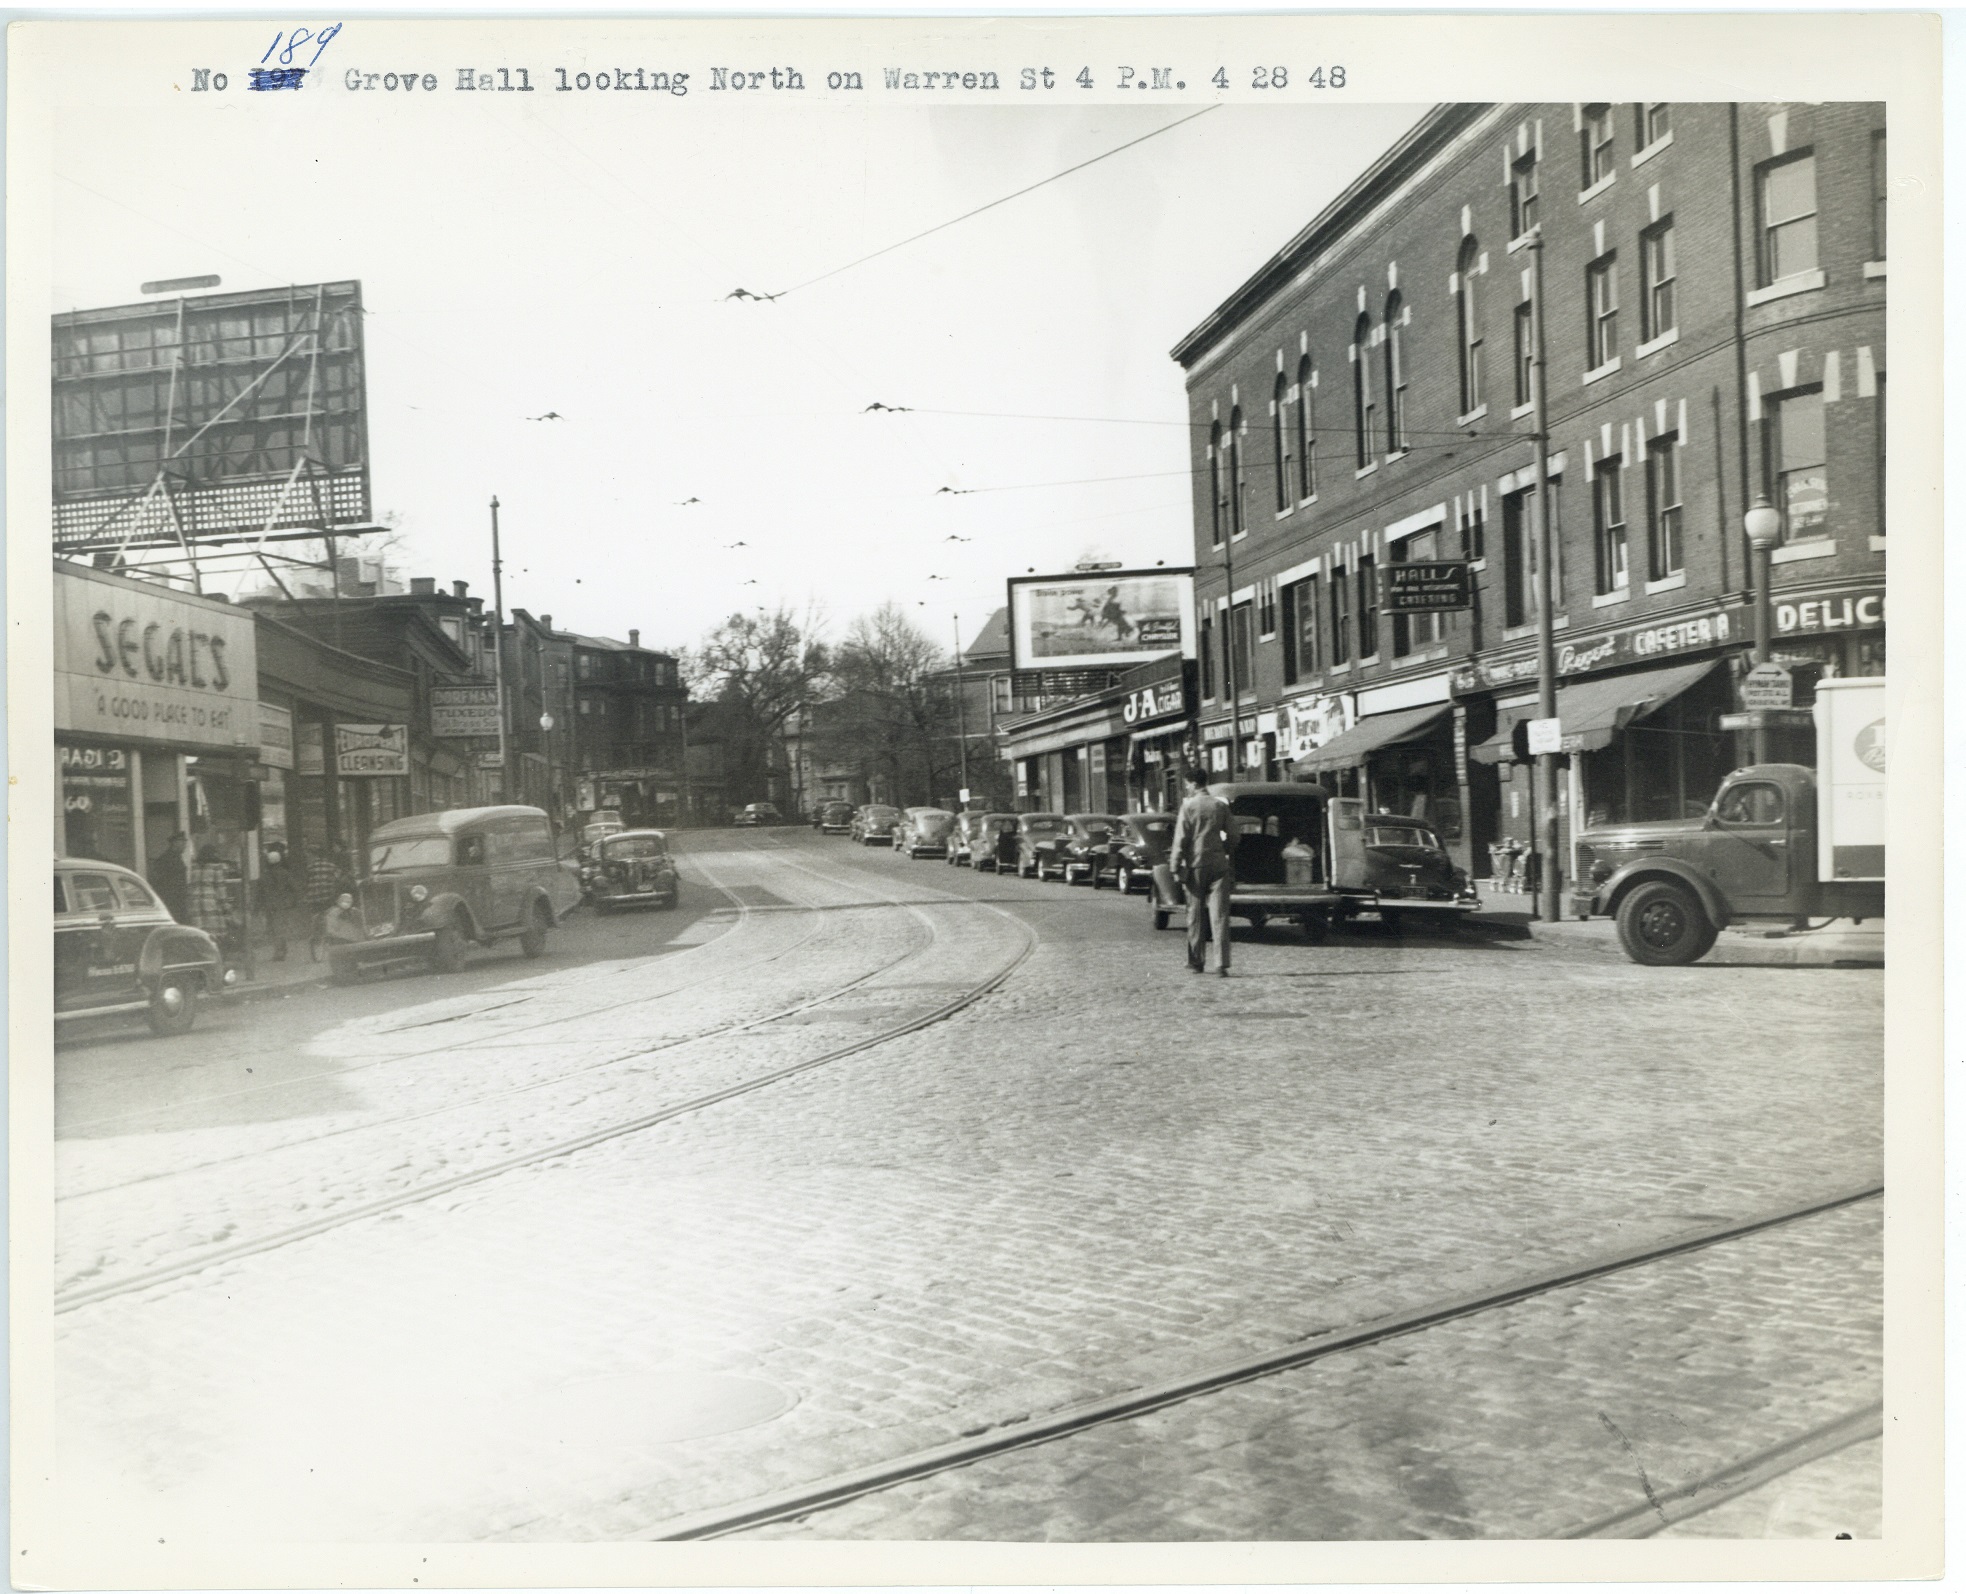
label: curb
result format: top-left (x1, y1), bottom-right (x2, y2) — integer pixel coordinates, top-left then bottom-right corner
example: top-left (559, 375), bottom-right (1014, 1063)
top-left (1503, 916), bottom-right (1882, 968)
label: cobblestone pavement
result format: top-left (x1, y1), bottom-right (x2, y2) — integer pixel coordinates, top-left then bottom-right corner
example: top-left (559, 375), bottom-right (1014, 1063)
top-left (47, 828), bottom-right (1882, 1548)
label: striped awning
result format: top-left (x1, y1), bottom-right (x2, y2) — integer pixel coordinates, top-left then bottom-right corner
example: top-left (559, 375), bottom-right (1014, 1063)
top-left (1294, 703), bottom-right (1451, 773)
top-left (1469, 659), bottom-right (1718, 763)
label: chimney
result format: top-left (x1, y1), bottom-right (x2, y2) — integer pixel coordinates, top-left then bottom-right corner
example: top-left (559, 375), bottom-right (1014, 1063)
top-left (629, 629), bottom-right (641, 648)
top-left (540, 615), bottom-right (552, 631)
top-left (453, 580), bottom-right (469, 599)
top-left (410, 577), bottom-right (436, 595)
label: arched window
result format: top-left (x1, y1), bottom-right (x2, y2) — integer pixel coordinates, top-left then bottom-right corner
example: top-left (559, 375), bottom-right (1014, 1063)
top-left (1208, 420), bottom-right (1224, 546)
top-left (1456, 239), bottom-right (1483, 414)
top-left (1383, 291), bottom-right (1407, 453)
top-left (1295, 354), bottom-right (1316, 500)
top-left (1272, 372), bottom-right (1291, 511)
top-left (1353, 314), bottom-right (1375, 469)
top-left (1228, 406), bottom-right (1246, 536)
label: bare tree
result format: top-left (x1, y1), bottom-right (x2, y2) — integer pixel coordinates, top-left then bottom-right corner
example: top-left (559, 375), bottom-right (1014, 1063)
top-left (819, 603), bottom-right (960, 806)
top-left (682, 606), bottom-right (830, 805)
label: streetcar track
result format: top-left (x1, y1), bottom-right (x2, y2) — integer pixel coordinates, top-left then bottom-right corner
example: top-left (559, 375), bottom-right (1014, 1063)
top-left (58, 841), bottom-right (940, 1198)
top-left (640, 1182), bottom-right (1883, 1540)
top-left (54, 840), bottom-right (1042, 1313)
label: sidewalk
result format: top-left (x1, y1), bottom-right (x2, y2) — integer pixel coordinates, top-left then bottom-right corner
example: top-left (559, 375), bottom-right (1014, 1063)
top-left (224, 936), bottom-right (338, 1002)
top-left (1471, 890), bottom-right (1885, 967)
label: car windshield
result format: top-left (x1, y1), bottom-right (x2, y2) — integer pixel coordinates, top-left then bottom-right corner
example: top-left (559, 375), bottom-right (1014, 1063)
top-left (1365, 822), bottom-right (1441, 850)
top-left (606, 838), bottom-right (667, 859)
top-left (369, 836), bottom-right (452, 872)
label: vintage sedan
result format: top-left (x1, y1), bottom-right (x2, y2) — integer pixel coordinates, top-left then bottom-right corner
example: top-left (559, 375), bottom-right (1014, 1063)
top-left (1109, 812), bottom-right (1174, 894)
top-left (586, 828), bottom-right (680, 913)
top-left (961, 813), bottom-right (1022, 872)
top-left (1012, 813), bottom-right (1073, 879)
top-left (1350, 813), bottom-right (1480, 928)
top-left (850, 804), bottom-right (902, 846)
top-left (1058, 814), bottom-right (1127, 885)
top-left (328, 805), bottom-right (582, 982)
top-left (815, 800), bottom-right (855, 834)
top-left (894, 806), bottom-right (957, 859)
top-left (733, 802), bottom-right (783, 828)
top-left (55, 857), bottom-right (233, 1036)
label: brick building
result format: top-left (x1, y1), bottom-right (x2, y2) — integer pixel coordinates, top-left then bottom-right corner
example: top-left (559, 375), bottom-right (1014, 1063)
top-left (1171, 100), bottom-right (1886, 882)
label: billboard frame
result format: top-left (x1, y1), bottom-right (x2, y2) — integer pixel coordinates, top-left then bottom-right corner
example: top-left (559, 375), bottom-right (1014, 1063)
top-left (1006, 566), bottom-right (1196, 675)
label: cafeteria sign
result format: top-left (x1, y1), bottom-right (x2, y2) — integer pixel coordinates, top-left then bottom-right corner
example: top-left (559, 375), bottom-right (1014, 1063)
top-left (336, 723), bottom-right (408, 777)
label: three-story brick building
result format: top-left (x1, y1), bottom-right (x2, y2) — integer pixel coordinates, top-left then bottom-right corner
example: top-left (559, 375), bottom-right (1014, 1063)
top-left (1171, 100), bottom-right (1886, 882)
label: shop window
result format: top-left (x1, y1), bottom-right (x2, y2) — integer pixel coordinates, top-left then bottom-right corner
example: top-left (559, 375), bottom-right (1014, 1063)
top-left (1586, 253), bottom-right (1619, 368)
top-left (1510, 148), bottom-right (1540, 238)
top-left (1580, 104), bottom-right (1615, 187)
top-left (1282, 576), bottom-right (1319, 683)
top-left (1356, 553), bottom-right (1379, 658)
top-left (1757, 151), bottom-right (1818, 285)
top-left (1329, 563), bottom-right (1352, 666)
top-left (1272, 372), bottom-right (1291, 512)
top-left (1767, 388), bottom-right (1828, 541)
top-left (1295, 355), bottom-right (1317, 499)
top-left (1641, 219), bottom-right (1676, 341)
top-left (1352, 314), bottom-right (1375, 469)
top-left (1456, 238), bottom-right (1484, 414)
top-left (1513, 301), bottom-right (1535, 408)
top-left (1392, 529), bottom-right (1444, 657)
top-left (1646, 433), bottom-right (1684, 580)
top-left (1593, 459), bottom-right (1630, 594)
top-left (1383, 291), bottom-right (1408, 453)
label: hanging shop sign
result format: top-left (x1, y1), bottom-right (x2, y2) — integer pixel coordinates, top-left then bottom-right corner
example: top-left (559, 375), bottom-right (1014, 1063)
top-left (1452, 604), bottom-right (1744, 694)
top-left (1774, 586), bottom-right (1884, 638)
top-left (1380, 561), bottom-right (1473, 613)
top-left (335, 723), bottom-right (409, 777)
top-left (258, 702), bottom-right (295, 769)
top-left (1121, 676), bottom-right (1187, 727)
top-left (431, 684), bottom-right (502, 738)
top-left (55, 563), bottom-right (260, 751)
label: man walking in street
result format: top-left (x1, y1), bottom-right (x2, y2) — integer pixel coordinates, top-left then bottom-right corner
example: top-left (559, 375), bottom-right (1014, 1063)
top-left (1171, 766), bottom-right (1236, 977)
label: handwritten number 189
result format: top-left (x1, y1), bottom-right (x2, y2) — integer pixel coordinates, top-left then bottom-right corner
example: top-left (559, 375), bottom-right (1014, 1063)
top-left (262, 23), bottom-right (342, 68)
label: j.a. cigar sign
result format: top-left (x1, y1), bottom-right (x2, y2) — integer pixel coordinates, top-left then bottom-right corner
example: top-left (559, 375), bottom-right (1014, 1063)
top-left (1379, 562), bottom-right (1472, 612)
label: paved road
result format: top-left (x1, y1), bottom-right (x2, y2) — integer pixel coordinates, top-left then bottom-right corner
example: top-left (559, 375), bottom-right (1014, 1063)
top-left (45, 826), bottom-right (1882, 1548)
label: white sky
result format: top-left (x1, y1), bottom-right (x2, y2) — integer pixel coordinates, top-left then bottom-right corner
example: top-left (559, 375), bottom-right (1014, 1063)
top-left (54, 97), bottom-right (1424, 657)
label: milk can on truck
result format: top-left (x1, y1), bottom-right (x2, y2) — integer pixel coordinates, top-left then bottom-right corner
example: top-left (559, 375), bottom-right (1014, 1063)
top-left (1574, 676), bottom-right (1886, 964)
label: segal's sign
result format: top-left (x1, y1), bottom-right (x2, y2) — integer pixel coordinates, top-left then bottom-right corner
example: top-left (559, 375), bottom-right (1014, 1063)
top-left (55, 563), bottom-right (259, 750)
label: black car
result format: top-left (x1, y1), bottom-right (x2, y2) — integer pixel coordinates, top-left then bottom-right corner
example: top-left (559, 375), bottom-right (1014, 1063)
top-left (1058, 814), bottom-right (1126, 886)
top-left (1353, 814), bottom-right (1480, 928)
top-left (586, 829), bottom-right (680, 913)
top-left (1109, 812), bottom-right (1175, 893)
top-left (815, 801), bottom-right (855, 834)
top-left (55, 857), bottom-right (231, 1035)
top-left (1013, 813), bottom-right (1072, 880)
top-left (851, 804), bottom-right (901, 845)
top-left (961, 813), bottom-right (1021, 872)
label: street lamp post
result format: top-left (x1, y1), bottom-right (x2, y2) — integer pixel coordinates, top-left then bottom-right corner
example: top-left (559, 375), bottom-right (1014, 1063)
top-left (1743, 494), bottom-right (1785, 766)
top-left (1526, 229), bottom-right (1562, 926)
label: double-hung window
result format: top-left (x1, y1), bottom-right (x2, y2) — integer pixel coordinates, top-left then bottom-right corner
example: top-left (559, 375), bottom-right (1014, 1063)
top-left (1593, 459), bottom-right (1630, 594)
top-left (1871, 131), bottom-right (1887, 260)
top-left (1392, 529), bottom-right (1444, 657)
top-left (1510, 150), bottom-right (1540, 238)
top-left (1513, 301), bottom-right (1535, 407)
top-left (1456, 239), bottom-right (1483, 414)
top-left (1757, 152), bottom-right (1819, 285)
top-left (1228, 409), bottom-right (1247, 537)
top-left (1646, 433), bottom-right (1684, 580)
top-left (1329, 561), bottom-right (1352, 665)
top-left (1295, 355), bottom-right (1317, 500)
top-left (1581, 104), bottom-right (1615, 186)
top-left (1640, 220), bottom-right (1676, 341)
top-left (1208, 422), bottom-right (1225, 547)
top-left (1639, 103), bottom-right (1670, 147)
top-left (1587, 253), bottom-right (1619, 368)
top-left (1272, 373), bottom-right (1291, 512)
top-left (1356, 553), bottom-right (1379, 659)
top-left (1383, 292), bottom-right (1407, 453)
top-left (1352, 315), bottom-right (1376, 468)
top-left (1770, 389), bottom-right (1828, 541)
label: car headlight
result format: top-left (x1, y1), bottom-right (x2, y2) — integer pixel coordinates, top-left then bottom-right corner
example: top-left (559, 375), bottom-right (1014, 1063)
top-left (1589, 860), bottom-right (1612, 884)
top-left (222, 965), bottom-right (240, 986)
top-left (410, 884), bottom-right (429, 903)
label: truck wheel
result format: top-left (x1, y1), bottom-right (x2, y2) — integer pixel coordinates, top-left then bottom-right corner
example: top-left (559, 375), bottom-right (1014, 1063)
top-left (146, 976), bottom-right (200, 1036)
top-left (432, 920), bottom-right (469, 973)
top-left (1616, 881), bottom-right (1718, 966)
top-left (519, 903), bottom-right (551, 959)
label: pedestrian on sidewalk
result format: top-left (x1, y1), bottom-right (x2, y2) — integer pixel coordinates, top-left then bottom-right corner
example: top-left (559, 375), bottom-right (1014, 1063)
top-left (302, 847), bottom-right (349, 962)
top-left (149, 830), bottom-right (190, 922)
top-left (1171, 766), bottom-right (1236, 977)
top-left (186, 841), bottom-right (242, 955)
top-left (259, 841), bottom-right (302, 962)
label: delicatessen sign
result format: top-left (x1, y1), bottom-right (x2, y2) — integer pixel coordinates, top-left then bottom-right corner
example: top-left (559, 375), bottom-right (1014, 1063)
top-left (54, 563), bottom-right (259, 751)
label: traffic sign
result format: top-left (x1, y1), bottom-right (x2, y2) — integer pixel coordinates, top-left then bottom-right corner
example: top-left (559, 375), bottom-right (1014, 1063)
top-left (1741, 661), bottom-right (1794, 710)
top-left (1526, 717), bottom-right (1563, 756)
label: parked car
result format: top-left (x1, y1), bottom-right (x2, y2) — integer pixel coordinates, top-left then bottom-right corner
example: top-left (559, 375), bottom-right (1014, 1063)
top-left (328, 805), bottom-right (582, 983)
top-left (962, 813), bottom-right (1022, 872)
top-left (586, 829), bottom-right (680, 914)
top-left (1012, 813), bottom-right (1073, 879)
top-left (55, 857), bottom-right (234, 1036)
top-left (1110, 812), bottom-right (1175, 894)
top-left (1148, 783), bottom-right (1356, 938)
top-left (850, 804), bottom-right (902, 845)
top-left (734, 802), bottom-right (783, 828)
top-left (894, 807), bottom-right (957, 859)
top-left (1057, 813), bottom-right (1126, 885)
top-left (1353, 814), bottom-right (1480, 929)
top-left (815, 801), bottom-right (855, 834)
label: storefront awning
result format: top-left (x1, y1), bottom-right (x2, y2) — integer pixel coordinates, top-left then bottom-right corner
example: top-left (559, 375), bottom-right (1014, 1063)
top-left (1294, 702), bottom-right (1450, 773)
top-left (1469, 658), bottom-right (1718, 763)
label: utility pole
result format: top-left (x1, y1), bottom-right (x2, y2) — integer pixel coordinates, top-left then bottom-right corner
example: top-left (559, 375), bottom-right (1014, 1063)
top-left (1527, 230), bottom-right (1562, 923)
top-left (1220, 446), bottom-right (1241, 779)
top-left (489, 495), bottom-right (511, 804)
top-left (952, 613), bottom-right (971, 800)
